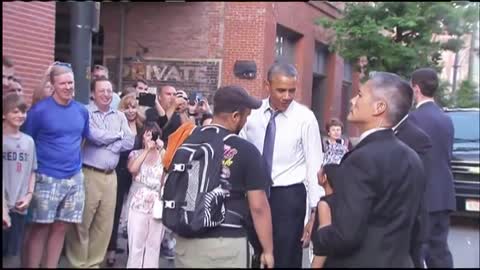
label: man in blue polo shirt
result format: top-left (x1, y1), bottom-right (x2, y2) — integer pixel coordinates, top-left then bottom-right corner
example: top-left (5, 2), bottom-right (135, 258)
top-left (22, 64), bottom-right (90, 268)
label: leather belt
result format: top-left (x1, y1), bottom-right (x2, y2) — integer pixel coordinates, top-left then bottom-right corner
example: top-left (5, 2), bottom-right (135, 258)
top-left (83, 164), bottom-right (114, 175)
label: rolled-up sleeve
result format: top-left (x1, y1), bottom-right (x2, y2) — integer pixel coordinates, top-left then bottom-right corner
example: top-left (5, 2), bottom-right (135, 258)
top-left (86, 111), bottom-right (121, 146)
top-left (106, 112), bottom-right (135, 153)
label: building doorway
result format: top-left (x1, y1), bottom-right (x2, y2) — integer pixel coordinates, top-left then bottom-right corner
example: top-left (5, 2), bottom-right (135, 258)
top-left (311, 74), bottom-right (327, 136)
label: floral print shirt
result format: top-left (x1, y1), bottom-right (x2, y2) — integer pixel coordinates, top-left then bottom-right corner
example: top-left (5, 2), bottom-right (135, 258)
top-left (128, 150), bottom-right (164, 215)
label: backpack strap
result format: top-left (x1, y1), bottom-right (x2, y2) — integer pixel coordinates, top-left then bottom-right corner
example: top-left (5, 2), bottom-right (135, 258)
top-left (163, 200), bottom-right (187, 209)
top-left (171, 163), bottom-right (193, 172)
top-left (221, 209), bottom-right (243, 229)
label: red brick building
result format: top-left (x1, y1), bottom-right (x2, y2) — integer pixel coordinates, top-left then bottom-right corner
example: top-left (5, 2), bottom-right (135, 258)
top-left (2, 1), bottom-right (56, 105)
top-left (3, 2), bottom-right (360, 136)
top-left (100, 2), bottom-right (360, 135)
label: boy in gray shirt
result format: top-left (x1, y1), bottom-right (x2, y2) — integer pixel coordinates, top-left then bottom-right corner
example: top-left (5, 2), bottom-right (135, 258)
top-left (2, 94), bottom-right (37, 259)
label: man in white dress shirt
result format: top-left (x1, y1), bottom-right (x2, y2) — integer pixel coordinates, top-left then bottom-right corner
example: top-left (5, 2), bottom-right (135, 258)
top-left (240, 63), bottom-right (323, 268)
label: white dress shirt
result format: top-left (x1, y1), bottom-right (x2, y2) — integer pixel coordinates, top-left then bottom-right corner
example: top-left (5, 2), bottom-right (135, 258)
top-left (239, 99), bottom-right (324, 208)
top-left (356, 127), bottom-right (389, 145)
top-left (415, 99), bottom-right (434, 109)
top-left (392, 114), bottom-right (409, 132)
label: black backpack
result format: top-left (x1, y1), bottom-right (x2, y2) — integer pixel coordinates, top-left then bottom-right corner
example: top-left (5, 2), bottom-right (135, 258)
top-left (161, 125), bottom-right (243, 238)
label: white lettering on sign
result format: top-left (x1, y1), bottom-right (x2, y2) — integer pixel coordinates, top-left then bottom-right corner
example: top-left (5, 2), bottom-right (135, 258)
top-left (127, 64), bottom-right (209, 83)
top-left (165, 66), bottom-right (181, 81)
top-left (194, 66), bottom-right (208, 83)
top-left (178, 66), bottom-right (195, 81)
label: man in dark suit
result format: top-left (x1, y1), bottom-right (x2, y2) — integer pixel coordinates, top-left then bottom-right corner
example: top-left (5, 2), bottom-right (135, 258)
top-left (394, 114), bottom-right (432, 268)
top-left (409, 68), bottom-right (456, 268)
top-left (312, 72), bottom-right (425, 267)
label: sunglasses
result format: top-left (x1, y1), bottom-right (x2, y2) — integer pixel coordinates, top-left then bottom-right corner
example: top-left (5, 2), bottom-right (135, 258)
top-left (53, 61), bottom-right (72, 69)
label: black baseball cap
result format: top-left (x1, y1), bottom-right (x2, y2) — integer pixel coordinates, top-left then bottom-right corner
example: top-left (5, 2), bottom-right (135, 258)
top-left (213, 85), bottom-right (262, 114)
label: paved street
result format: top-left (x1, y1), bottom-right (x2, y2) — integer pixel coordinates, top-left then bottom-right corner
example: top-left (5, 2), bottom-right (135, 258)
top-left (3, 215), bottom-right (479, 268)
top-left (449, 215), bottom-right (480, 268)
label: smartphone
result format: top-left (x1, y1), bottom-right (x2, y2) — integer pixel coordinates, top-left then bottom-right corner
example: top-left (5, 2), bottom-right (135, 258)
top-left (188, 91), bottom-right (198, 106)
top-left (138, 92), bottom-right (156, 107)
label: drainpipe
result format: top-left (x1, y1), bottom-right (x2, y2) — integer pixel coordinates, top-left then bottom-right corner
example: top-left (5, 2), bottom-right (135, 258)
top-left (118, 3), bottom-right (127, 95)
top-left (70, 2), bottom-right (95, 104)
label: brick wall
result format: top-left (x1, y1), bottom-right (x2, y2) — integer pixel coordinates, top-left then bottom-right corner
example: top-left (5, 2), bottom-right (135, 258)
top-left (222, 2), bottom-right (269, 98)
top-left (100, 2), bottom-right (359, 135)
top-left (266, 2), bottom-right (360, 136)
top-left (102, 2), bottom-right (224, 59)
top-left (2, 1), bottom-right (56, 105)
top-left (101, 2), bottom-right (224, 96)
top-left (266, 2), bottom-right (343, 108)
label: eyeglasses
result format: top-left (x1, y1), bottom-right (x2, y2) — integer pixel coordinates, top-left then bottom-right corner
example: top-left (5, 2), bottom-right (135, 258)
top-left (53, 61), bottom-right (72, 69)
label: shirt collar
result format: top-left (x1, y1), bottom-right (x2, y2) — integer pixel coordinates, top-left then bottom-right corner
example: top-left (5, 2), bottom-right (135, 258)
top-left (357, 127), bottom-right (389, 145)
top-left (88, 102), bottom-right (115, 114)
top-left (262, 98), bottom-right (295, 119)
top-left (416, 99), bottom-right (434, 109)
top-left (392, 114), bottom-right (409, 132)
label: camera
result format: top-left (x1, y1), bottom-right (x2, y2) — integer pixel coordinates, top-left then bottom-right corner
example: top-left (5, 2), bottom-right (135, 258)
top-left (188, 91), bottom-right (204, 106)
top-left (138, 92), bottom-right (156, 107)
top-left (188, 91), bottom-right (198, 106)
top-left (151, 132), bottom-right (160, 141)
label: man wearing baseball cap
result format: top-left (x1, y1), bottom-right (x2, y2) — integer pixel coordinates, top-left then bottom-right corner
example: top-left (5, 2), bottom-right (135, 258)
top-left (174, 85), bottom-right (274, 268)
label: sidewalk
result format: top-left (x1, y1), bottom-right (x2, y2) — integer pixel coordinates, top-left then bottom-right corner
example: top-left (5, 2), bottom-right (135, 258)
top-left (2, 231), bottom-right (174, 268)
top-left (3, 229), bottom-right (310, 268)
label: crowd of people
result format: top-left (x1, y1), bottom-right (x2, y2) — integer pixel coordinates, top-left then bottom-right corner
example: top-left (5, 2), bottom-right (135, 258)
top-left (3, 55), bottom-right (456, 269)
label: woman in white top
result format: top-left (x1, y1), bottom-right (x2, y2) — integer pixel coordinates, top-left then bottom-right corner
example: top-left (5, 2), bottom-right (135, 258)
top-left (126, 121), bottom-right (165, 268)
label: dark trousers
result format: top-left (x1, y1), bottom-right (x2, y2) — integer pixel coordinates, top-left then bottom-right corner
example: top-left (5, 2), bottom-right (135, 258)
top-left (424, 210), bottom-right (453, 268)
top-left (107, 166), bottom-right (132, 251)
top-left (3, 212), bottom-right (26, 257)
top-left (269, 183), bottom-right (306, 268)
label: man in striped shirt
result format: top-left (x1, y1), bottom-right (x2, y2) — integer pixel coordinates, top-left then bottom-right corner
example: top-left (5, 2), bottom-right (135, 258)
top-left (65, 77), bottom-right (134, 268)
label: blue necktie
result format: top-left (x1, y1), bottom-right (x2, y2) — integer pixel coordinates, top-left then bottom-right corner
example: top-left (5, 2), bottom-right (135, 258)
top-left (263, 109), bottom-right (279, 196)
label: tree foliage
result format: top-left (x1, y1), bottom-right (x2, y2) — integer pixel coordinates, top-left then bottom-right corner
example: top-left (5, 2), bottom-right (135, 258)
top-left (435, 79), bottom-right (454, 108)
top-left (316, 2), bottom-right (479, 79)
top-left (456, 80), bottom-right (480, 108)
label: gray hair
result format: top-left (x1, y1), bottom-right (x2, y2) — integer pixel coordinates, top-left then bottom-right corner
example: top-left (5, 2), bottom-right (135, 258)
top-left (267, 63), bottom-right (298, 82)
top-left (369, 72), bottom-right (413, 127)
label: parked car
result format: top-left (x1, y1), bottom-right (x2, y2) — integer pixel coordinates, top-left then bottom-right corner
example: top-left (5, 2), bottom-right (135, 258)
top-left (445, 108), bottom-right (480, 217)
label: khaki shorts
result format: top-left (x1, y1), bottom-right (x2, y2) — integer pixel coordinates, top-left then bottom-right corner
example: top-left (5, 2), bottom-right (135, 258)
top-left (175, 235), bottom-right (248, 268)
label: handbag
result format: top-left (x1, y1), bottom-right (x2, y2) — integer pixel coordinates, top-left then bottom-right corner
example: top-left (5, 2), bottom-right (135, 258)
top-left (152, 198), bottom-right (163, 220)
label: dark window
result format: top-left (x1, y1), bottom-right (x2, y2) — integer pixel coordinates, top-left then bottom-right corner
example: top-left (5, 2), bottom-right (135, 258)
top-left (313, 43), bottom-right (329, 76)
top-left (311, 43), bottom-right (329, 134)
top-left (275, 25), bottom-right (301, 64)
top-left (446, 110), bottom-right (480, 151)
top-left (341, 61), bottom-right (353, 129)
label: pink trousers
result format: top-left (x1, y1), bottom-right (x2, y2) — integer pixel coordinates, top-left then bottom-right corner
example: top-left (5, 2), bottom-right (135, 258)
top-left (126, 209), bottom-right (165, 268)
